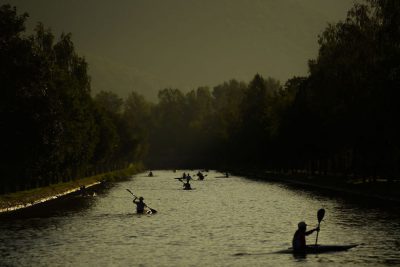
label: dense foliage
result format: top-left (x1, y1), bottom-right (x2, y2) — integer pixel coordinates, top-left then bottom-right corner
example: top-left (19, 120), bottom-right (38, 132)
top-left (146, 0), bottom-right (400, 180)
top-left (1, 0), bottom-right (400, 193)
top-left (148, 0), bottom-right (400, 182)
top-left (0, 5), bottom-right (148, 193)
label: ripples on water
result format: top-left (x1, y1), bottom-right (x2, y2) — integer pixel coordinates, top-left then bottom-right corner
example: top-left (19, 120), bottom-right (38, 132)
top-left (1, 170), bottom-right (400, 266)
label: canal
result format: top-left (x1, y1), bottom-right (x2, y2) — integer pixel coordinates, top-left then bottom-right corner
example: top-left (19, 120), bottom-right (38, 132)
top-left (1, 170), bottom-right (400, 266)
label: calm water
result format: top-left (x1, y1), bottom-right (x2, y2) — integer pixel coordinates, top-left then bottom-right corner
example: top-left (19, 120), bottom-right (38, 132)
top-left (1, 170), bottom-right (400, 266)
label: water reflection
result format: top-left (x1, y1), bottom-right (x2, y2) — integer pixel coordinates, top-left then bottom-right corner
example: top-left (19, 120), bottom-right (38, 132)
top-left (0, 170), bottom-right (399, 266)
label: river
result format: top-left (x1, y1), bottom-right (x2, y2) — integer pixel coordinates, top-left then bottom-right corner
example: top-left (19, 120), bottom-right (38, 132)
top-left (1, 170), bottom-right (400, 266)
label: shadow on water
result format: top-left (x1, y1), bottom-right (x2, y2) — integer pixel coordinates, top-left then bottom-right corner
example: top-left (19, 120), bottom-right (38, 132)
top-left (279, 182), bottom-right (400, 225)
top-left (247, 175), bottom-right (400, 212)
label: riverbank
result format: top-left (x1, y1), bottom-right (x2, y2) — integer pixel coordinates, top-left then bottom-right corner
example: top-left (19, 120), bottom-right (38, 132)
top-left (234, 170), bottom-right (400, 203)
top-left (0, 163), bottom-right (144, 213)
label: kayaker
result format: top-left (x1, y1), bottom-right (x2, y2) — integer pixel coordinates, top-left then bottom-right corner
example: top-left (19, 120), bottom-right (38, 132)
top-left (177, 176), bottom-right (191, 189)
top-left (197, 172), bottom-right (204, 180)
top-left (133, 196), bottom-right (147, 214)
top-left (292, 221), bottom-right (320, 251)
top-left (183, 180), bottom-right (191, 190)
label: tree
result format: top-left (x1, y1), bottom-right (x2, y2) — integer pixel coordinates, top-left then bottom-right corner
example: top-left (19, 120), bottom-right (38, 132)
top-left (236, 74), bottom-right (281, 165)
top-left (123, 91), bottom-right (151, 162)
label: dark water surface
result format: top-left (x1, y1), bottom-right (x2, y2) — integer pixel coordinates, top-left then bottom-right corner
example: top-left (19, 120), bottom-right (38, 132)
top-left (1, 170), bottom-right (400, 266)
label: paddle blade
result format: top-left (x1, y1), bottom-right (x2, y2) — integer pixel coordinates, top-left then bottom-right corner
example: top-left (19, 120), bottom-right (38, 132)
top-left (150, 208), bottom-right (157, 214)
top-left (317, 208), bottom-right (325, 223)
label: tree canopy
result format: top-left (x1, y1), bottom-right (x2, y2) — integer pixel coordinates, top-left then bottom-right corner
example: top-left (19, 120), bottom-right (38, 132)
top-left (2, 0), bottom-right (400, 193)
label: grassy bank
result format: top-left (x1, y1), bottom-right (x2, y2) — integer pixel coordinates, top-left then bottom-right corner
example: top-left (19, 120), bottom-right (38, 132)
top-left (0, 163), bottom-right (145, 212)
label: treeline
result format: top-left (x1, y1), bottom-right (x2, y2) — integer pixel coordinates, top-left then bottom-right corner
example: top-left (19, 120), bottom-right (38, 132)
top-left (2, 0), bottom-right (400, 194)
top-left (0, 5), bottom-right (148, 193)
top-left (278, 0), bottom-right (400, 179)
top-left (145, 0), bottom-right (400, 181)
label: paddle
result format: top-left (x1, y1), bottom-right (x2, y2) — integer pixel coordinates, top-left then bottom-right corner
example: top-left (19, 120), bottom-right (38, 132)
top-left (175, 178), bottom-right (184, 183)
top-left (126, 189), bottom-right (157, 214)
top-left (315, 208), bottom-right (325, 246)
top-left (176, 178), bottom-right (191, 189)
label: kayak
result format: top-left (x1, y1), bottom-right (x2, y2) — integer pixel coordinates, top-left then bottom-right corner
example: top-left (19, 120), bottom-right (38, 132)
top-left (276, 244), bottom-right (358, 254)
top-left (137, 207), bottom-right (155, 215)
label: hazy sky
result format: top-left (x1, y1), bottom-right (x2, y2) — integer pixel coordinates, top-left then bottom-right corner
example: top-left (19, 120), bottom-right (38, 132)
top-left (4, 0), bottom-right (355, 100)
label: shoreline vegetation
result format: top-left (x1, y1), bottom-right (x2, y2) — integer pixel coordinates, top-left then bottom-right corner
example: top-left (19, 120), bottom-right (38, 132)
top-left (1, 5), bottom-right (149, 196)
top-left (0, 163), bottom-right (144, 214)
top-left (2, 1), bottom-right (400, 205)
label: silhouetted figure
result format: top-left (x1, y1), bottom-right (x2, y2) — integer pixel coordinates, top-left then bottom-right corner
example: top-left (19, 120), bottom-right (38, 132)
top-left (197, 172), bottom-right (205, 180)
top-left (178, 177), bottom-right (192, 190)
top-left (148, 171), bottom-right (153, 177)
top-left (183, 180), bottom-right (192, 190)
top-left (292, 221), bottom-right (320, 251)
top-left (133, 196), bottom-right (147, 214)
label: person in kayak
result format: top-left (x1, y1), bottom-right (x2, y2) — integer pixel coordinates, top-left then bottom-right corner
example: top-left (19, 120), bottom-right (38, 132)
top-left (133, 196), bottom-right (147, 214)
top-left (292, 221), bottom-right (320, 251)
top-left (183, 180), bottom-right (191, 190)
top-left (177, 177), bottom-right (192, 190)
top-left (197, 172), bottom-right (205, 180)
